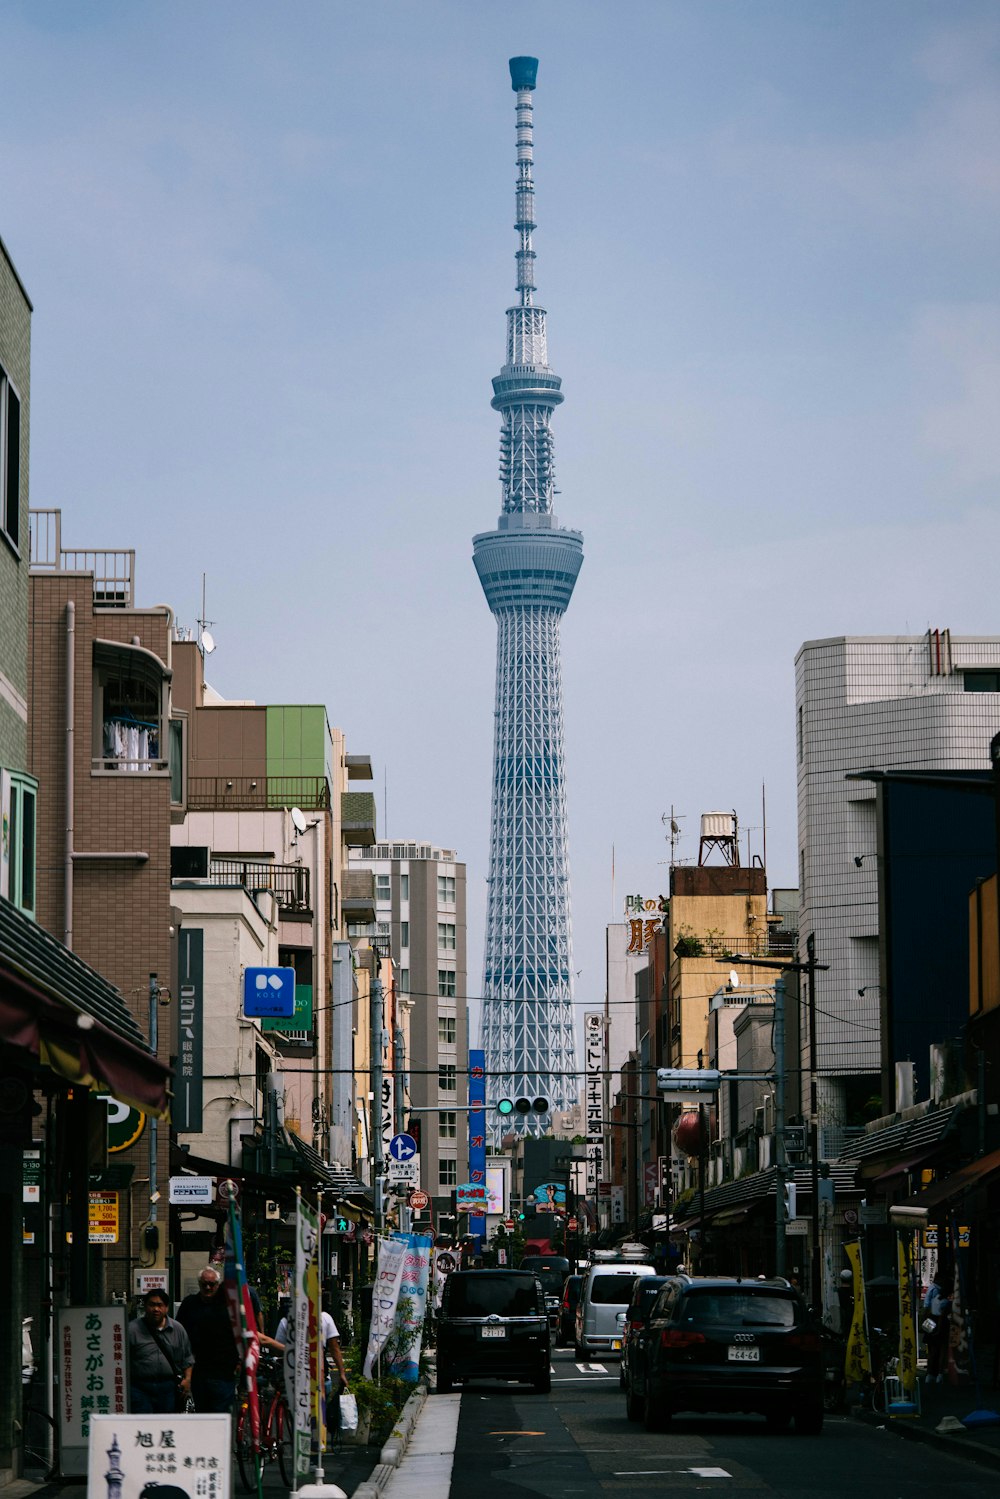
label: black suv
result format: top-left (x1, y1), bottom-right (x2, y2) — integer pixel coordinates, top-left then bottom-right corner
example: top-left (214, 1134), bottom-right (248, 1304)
top-left (633, 1275), bottom-right (824, 1434)
top-left (619, 1275), bottom-right (667, 1391)
top-left (436, 1270), bottom-right (551, 1394)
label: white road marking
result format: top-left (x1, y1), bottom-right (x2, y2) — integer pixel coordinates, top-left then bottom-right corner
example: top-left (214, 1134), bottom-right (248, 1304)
top-left (576, 1361), bottom-right (608, 1373)
top-left (614, 1469), bottom-right (731, 1479)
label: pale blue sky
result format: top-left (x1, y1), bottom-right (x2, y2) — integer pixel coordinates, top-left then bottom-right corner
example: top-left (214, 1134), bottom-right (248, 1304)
top-left (3, 2), bottom-right (998, 1048)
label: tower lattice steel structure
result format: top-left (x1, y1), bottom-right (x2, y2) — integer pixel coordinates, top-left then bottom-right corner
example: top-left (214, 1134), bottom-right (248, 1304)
top-left (474, 57), bottom-right (583, 1132)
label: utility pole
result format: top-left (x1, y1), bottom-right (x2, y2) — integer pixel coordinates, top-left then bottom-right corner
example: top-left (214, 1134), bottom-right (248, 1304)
top-left (805, 933), bottom-right (822, 1315)
top-left (773, 972), bottom-right (786, 1279)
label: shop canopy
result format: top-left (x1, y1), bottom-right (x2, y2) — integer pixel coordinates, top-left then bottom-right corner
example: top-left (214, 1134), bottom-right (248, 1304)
top-left (0, 897), bottom-right (170, 1117)
top-left (899, 1147), bottom-right (1000, 1213)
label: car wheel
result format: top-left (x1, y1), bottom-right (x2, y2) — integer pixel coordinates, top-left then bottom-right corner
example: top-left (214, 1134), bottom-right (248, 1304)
top-left (765, 1410), bottom-right (791, 1431)
top-left (574, 1342), bottom-right (586, 1362)
top-left (533, 1371), bottom-right (552, 1394)
top-left (619, 1362), bottom-right (626, 1389)
top-left (795, 1403), bottom-right (824, 1435)
top-left (436, 1364), bottom-right (453, 1395)
top-left (643, 1390), bottom-right (670, 1433)
top-left (625, 1384), bottom-right (643, 1423)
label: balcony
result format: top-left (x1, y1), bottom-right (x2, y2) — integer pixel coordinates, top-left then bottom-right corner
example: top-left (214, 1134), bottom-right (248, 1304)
top-left (341, 792), bottom-right (376, 846)
top-left (209, 858), bottom-right (310, 913)
top-left (186, 776), bottom-right (330, 812)
top-left (345, 754), bottom-right (373, 781)
top-left (671, 930), bottom-right (796, 961)
top-left (30, 508), bottom-right (134, 607)
top-left (341, 868), bottom-right (376, 923)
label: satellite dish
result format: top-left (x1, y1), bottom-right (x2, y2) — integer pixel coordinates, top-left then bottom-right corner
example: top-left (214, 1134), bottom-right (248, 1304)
top-left (201, 630), bottom-right (216, 655)
top-left (290, 807), bottom-right (307, 835)
top-left (729, 969), bottom-right (740, 989)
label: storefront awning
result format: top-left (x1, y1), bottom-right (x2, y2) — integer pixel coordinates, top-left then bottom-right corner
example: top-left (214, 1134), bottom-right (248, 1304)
top-left (0, 897), bottom-right (170, 1117)
top-left (900, 1147), bottom-right (1000, 1212)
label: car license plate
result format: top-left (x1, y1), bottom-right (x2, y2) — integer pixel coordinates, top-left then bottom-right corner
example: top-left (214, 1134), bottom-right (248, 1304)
top-left (727, 1346), bottom-right (759, 1362)
top-left (481, 1326), bottom-right (506, 1339)
top-left (611, 1339), bottom-right (622, 1350)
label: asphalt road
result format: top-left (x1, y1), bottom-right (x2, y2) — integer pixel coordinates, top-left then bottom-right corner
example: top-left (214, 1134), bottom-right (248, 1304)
top-left (448, 1346), bottom-right (990, 1498)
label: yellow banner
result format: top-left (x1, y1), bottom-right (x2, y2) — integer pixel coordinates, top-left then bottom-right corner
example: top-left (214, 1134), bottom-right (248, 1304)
top-left (897, 1236), bottom-right (917, 1396)
top-left (844, 1241), bottom-right (871, 1383)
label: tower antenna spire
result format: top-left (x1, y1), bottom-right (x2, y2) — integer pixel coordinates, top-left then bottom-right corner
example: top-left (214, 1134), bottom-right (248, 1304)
top-left (474, 58), bottom-right (584, 1134)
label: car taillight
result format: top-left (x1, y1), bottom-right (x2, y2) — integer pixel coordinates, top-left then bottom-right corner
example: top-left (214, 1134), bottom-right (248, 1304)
top-left (786, 1332), bottom-right (820, 1352)
top-left (628, 1319), bottom-right (644, 1332)
top-left (660, 1328), bottom-right (706, 1349)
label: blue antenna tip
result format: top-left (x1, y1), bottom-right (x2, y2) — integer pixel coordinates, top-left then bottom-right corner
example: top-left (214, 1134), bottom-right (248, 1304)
top-left (509, 56), bottom-right (539, 91)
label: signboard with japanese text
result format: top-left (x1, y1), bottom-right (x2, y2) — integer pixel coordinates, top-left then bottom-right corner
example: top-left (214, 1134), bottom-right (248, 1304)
top-left (168, 1176), bottom-right (216, 1206)
top-left (174, 930), bottom-right (204, 1131)
top-left (59, 1308), bottom-right (127, 1476)
top-left (88, 1191), bottom-right (119, 1244)
top-left (584, 1013), bottom-right (604, 1196)
top-left (624, 894), bottom-right (668, 954)
top-left (87, 1414), bottom-right (230, 1499)
top-left (22, 1145), bottom-right (41, 1203)
top-left (468, 1047), bottom-right (487, 1239)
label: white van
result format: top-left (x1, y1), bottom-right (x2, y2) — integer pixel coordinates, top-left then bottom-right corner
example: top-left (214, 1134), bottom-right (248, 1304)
top-left (574, 1257), bottom-right (654, 1360)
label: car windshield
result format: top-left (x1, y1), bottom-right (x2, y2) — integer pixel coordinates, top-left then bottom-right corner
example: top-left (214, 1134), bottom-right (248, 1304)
top-left (633, 1282), bottom-right (665, 1319)
top-left (590, 1274), bottom-right (638, 1306)
top-left (447, 1277), bottom-right (539, 1318)
top-left (535, 1271), bottom-right (565, 1295)
top-left (683, 1292), bottom-right (797, 1328)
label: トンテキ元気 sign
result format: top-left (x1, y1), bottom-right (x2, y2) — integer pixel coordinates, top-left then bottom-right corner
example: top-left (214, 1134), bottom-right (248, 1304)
top-left (87, 1414), bottom-right (230, 1499)
top-left (58, 1307), bottom-right (127, 1476)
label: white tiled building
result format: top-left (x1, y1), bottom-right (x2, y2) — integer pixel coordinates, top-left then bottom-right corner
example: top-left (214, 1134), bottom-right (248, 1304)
top-left (795, 632), bottom-right (1000, 1141)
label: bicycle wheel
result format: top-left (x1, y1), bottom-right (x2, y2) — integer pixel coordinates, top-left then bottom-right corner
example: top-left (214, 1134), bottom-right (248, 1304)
top-left (21, 1404), bottom-right (56, 1478)
top-left (234, 1400), bottom-right (260, 1495)
top-left (274, 1396), bottom-right (294, 1488)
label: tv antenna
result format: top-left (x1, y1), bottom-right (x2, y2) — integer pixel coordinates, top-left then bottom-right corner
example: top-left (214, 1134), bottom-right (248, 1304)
top-left (662, 807), bottom-right (686, 866)
top-left (198, 573), bottom-right (216, 655)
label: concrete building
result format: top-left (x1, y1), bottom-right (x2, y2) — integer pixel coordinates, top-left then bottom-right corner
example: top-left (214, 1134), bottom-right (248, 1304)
top-left (348, 841), bottom-right (468, 1227)
top-left (796, 632), bottom-right (1000, 1145)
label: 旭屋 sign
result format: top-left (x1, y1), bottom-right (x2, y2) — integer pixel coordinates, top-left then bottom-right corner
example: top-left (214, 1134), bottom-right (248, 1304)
top-left (88, 1414), bottom-right (231, 1499)
top-left (58, 1307), bottom-right (127, 1475)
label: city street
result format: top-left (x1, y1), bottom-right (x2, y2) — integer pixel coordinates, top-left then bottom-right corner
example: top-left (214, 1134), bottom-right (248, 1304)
top-left (447, 1348), bottom-right (992, 1499)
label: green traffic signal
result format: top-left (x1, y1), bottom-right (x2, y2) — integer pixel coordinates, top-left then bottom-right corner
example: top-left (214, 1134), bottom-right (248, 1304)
top-left (497, 1098), bottom-right (514, 1116)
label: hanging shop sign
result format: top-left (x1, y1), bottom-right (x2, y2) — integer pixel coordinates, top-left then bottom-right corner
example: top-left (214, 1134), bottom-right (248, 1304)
top-left (624, 894), bottom-right (669, 953)
top-left (88, 1191), bottom-right (119, 1244)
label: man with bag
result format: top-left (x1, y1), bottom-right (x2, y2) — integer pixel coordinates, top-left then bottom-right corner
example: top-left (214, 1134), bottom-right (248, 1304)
top-left (128, 1289), bottom-right (194, 1413)
top-left (922, 1263), bottom-right (952, 1385)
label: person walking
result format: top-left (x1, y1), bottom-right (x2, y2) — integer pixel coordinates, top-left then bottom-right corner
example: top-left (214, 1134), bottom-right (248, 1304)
top-left (128, 1289), bottom-right (193, 1413)
top-left (923, 1263), bottom-right (952, 1385)
top-left (177, 1265), bottom-right (239, 1412)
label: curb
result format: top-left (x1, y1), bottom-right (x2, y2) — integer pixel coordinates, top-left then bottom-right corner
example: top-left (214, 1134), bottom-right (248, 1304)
top-left (852, 1405), bottom-right (1000, 1474)
top-left (351, 1381), bottom-right (428, 1499)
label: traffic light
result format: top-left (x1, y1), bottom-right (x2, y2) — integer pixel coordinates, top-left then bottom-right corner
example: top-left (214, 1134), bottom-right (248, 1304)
top-left (783, 1181), bottom-right (797, 1222)
top-left (497, 1097), bottom-right (549, 1116)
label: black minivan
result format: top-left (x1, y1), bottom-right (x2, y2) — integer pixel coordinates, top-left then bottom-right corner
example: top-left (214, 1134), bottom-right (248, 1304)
top-left (436, 1270), bottom-right (551, 1394)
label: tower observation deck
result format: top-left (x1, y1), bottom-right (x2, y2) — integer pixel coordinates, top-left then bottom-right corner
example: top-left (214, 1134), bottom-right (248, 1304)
top-left (474, 57), bottom-right (582, 1134)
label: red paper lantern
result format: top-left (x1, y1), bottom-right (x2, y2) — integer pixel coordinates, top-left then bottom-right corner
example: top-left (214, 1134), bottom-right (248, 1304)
top-left (672, 1109), bottom-right (708, 1156)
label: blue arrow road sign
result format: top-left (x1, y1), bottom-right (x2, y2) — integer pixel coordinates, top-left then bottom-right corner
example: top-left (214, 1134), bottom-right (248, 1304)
top-left (243, 966), bottom-right (296, 1019)
top-left (388, 1133), bottom-right (417, 1162)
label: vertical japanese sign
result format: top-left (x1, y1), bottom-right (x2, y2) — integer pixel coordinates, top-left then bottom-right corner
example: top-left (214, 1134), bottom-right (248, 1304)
top-left (175, 928), bottom-right (204, 1131)
top-left (288, 1194), bottom-right (321, 1481)
top-left (468, 1046), bottom-right (487, 1241)
top-left (843, 1240), bottom-right (872, 1384)
top-left (584, 1013), bottom-right (604, 1196)
top-left (896, 1234), bottom-right (917, 1398)
top-left (88, 1415), bottom-right (230, 1499)
top-left (624, 894), bottom-right (668, 953)
top-left (57, 1306), bottom-right (127, 1476)
top-left (363, 1235), bottom-right (408, 1378)
top-left (391, 1231), bottom-right (433, 1381)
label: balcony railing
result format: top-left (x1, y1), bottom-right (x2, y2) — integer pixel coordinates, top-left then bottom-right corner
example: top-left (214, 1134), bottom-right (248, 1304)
top-left (29, 509), bottom-right (135, 607)
top-left (209, 858), bottom-right (310, 912)
top-left (672, 931), bottom-right (797, 960)
top-left (187, 776), bottom-right (330, 812)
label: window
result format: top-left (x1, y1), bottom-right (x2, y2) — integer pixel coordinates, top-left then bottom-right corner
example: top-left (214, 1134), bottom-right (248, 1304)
top-left (168, 718), bottom-right (186, 806)
top-left (1, 770), bottom-right (37, 917)
top-left (93, 642), bottom-right (168, 773)
top-left (437, 875), bottom-right (456, 906)
top-left (797, 705), bottom-right (804, 764)
top-left (439, 1064), bottom-right (457, 1092)
top-left (400, 874), bottom-right (409, 900)
top-left (438, 1158), bottom-right (457, 1188)
top-left (400, 921), bottom-right (409, 949)
top-left (376, 873), bottom-right (391, 904)
top-left (399, 968), bottom-right (410, 994)
top-left (0, 361), bottom-right (21, 549)
top-left (438, 1016), bottom-right (457, 1044)
top-left (438, 1111), bottom-right (457, 1139)
top-left (964, 671), bottom-right (1000, 692)
top-left (438, 970), bottom-right (456, 998)
top-left (438, 922), bottom-right (456, 951)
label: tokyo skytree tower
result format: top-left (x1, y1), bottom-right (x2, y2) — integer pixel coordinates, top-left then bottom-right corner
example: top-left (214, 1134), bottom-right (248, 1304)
top-left (474, 57), bottom-right (583, 1132)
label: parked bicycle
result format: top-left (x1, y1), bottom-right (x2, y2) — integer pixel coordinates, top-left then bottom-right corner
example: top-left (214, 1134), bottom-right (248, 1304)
top-left (234, 1353), bottom-right (292, 1492)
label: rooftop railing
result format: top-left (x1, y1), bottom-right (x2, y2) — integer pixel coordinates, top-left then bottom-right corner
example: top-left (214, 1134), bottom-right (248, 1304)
top-left (29, 509), bottom-right (134, 607)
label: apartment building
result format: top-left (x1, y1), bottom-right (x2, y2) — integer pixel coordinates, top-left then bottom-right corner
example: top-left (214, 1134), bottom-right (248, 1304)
top-left (349, 841), bottom-right (468, 1226)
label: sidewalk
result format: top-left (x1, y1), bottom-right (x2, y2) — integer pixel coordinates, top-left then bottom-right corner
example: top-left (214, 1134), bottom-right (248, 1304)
top-left (853, 1348), bottom-right (1000, 1473)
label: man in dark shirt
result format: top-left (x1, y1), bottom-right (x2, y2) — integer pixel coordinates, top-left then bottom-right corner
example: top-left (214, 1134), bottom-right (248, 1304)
top-left (128, 1290), bottom-right (193, 1413)
top-left (176, 1266), bottom-right (238, 1412)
